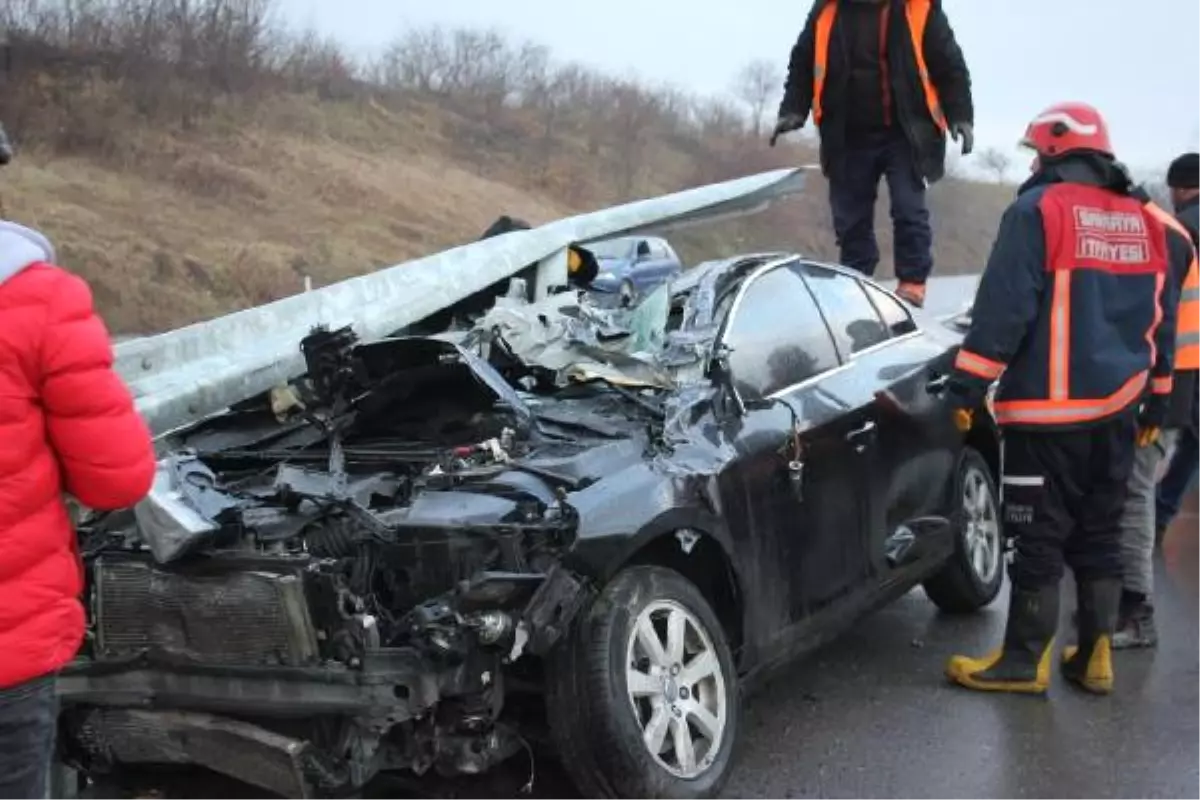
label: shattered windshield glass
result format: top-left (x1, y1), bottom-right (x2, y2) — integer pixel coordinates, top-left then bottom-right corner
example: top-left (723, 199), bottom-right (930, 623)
top-left (468, 285), bottom-right (681, 392)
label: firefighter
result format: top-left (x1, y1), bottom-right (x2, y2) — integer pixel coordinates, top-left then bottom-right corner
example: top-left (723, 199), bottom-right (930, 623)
top-left (769, 0), bottom-right (974, 308)
top-left (943, 102), bottom-right (1187, 696)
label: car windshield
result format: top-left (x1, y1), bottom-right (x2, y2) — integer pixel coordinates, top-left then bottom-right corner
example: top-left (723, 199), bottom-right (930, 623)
top-left (585, 238), bottom-right (635, 260)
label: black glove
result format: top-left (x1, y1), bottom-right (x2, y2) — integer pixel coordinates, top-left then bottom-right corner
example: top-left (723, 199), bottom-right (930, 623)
top-left (770, 113), bottom-right (806, 147)
top-left (951, 122), bottom-right (973, 156)
top-left (0, 124), bottom-right (11, 166)
top-left (1138, 392), bottom-right (1169, 431)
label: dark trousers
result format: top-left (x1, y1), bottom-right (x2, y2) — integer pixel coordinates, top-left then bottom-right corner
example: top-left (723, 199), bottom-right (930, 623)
top-left (1001, 414), bottom-right (1137, 589)
top-left (1157, 422), bottom-right (1198, 527)
top-left (827, 129), bottom-right (932, 284)
top-left (0, 675), bottom-right (57, 799)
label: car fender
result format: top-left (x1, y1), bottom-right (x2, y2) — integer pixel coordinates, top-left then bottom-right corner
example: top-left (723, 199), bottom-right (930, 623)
top-left (563, 462), bottom-right (738, 584)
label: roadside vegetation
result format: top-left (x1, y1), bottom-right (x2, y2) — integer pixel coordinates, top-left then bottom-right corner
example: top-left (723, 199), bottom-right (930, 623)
top-left (1, 0), bottom-right (1014, 334)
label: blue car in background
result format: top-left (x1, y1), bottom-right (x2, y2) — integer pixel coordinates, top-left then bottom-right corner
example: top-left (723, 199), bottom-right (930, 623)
top-left (583, 235), bottom-right (684, 306)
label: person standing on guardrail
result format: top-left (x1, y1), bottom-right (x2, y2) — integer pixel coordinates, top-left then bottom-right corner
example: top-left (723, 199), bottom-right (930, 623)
top-left (941, 102), bottom-right (1187, 696)
top-left (1112, 153), bottom-right (1200, 650)
top-left (769, 0), bottom-right (974, 309)
top-left (0, 201), bottom-right (156, 794)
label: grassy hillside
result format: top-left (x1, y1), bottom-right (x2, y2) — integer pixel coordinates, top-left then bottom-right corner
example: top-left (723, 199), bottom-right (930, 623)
top-left (0, 4), bottom-right (1012, 335)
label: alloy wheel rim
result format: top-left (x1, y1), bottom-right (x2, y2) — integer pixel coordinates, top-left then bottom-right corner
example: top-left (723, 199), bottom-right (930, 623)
top-left (625, 600), bottom-right (727, 779)
top-left (962, 465), bottom-right (1001, 584)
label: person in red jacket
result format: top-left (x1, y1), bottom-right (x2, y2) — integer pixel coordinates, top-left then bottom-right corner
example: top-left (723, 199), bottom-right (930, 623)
top-left (0, 217), bottom-right (156, 799)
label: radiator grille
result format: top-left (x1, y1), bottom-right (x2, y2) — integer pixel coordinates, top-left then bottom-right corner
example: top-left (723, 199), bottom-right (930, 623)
top-left (74, 708), bottom-right (316, 798)
top-left (94, 558), bottom-right (319, 666)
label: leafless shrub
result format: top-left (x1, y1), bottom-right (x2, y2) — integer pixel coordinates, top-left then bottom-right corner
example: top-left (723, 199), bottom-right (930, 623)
top-left (731, 59), bottom-right (782, 138)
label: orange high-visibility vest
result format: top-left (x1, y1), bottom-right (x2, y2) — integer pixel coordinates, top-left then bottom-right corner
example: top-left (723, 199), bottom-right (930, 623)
top-left (812, 0), bottom-right (948, 132)
top-left (1144, 202), bottom-right (1200, 371)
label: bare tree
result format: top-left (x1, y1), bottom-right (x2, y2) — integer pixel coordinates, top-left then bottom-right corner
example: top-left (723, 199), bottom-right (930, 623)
top-left (731, 58), bottom-right (782, 138)
top-left (977, 147), bottom-right (1012, 183)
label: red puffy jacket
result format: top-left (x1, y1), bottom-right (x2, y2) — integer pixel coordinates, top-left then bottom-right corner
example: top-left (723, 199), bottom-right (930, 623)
top-left (0, 221), bottom-right (155, 689)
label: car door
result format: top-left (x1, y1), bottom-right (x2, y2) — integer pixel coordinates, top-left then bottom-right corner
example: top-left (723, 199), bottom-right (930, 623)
top-left (714, 262), bottom-right (874, 629)
top-left (800, 265), bottom-right (960, 579)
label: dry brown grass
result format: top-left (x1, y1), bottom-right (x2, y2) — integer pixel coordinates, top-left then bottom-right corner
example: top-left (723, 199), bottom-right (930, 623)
top-left (1, 60), bottom-right (1012, 337)
top-left (3, 95), bottom-right (573, 334)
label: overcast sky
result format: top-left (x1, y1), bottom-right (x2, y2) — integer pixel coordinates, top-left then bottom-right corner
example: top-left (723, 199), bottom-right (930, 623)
top-left (279, 0), bottom-right (1199, 174)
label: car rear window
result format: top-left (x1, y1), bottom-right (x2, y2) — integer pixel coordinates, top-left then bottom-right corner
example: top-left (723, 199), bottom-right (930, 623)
top-left (863, 282), bottom-right (918, 337)
top-left (799, 267), bottom-right (890, 357)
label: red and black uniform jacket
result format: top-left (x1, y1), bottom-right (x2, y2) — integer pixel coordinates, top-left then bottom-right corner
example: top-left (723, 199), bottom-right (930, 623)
top-left (949, 158), bottom-right (1190, 431)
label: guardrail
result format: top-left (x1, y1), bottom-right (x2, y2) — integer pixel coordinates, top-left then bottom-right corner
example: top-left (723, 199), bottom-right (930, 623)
top-left (116, 166), bottom-right (814, 437)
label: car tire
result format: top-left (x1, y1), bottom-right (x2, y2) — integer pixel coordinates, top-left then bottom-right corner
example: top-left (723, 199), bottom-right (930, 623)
top-left (545, 565), bottom-right (740, 799)
top-left (922, 446), bottom-right (1005, 614)
top-left (619, 279), bottom-right (638, 308)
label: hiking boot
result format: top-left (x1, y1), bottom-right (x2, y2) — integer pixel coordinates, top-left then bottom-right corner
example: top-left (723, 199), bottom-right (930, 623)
top-left (1062, 578), bottom-right (1121, 694)
top-left (946, 584), bottom-right (1058, 694)
top-left (896, 281), bottom-right (927, 308)
top-left (1112, 601), bottom-right (1158, 649)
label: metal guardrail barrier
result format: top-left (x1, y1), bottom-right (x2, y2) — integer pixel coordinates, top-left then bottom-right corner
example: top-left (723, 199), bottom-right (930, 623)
top-left (115, 166), bottom-right (814, 437)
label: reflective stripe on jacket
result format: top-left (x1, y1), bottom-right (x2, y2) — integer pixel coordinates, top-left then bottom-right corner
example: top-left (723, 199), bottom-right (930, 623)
top-left (812, 0), bottom-right (948, 132)
top-left (951, 181), bottom-right (1181, 430)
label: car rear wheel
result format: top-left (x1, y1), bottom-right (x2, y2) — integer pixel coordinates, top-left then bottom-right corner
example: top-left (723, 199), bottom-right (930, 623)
top-left (545, 565), bottom-right (739, 798)
top-left (922, 446), bottom-right (1004, 613)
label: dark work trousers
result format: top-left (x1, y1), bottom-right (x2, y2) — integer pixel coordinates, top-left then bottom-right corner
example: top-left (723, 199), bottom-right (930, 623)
top-left (1000, 413), bottom-right (1138, 590)
top-left (0, 674), bottom-right (57, 799)
top-left (826, 128), bottom-right (933, 284)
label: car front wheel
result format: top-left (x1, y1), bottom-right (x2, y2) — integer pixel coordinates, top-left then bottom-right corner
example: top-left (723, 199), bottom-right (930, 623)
top-left (545, 565), bottom-right (739, 798)
top-left (922, 446), bottom-right (1005, 613)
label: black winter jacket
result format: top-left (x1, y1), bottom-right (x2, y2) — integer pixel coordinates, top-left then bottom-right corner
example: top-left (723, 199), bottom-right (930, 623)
top-left (779, 0), bottom-right (973, 184)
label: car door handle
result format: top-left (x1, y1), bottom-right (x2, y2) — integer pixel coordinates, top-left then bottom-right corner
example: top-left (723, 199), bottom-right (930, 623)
top-left (926, 373), bottom-right (950, 395)
top-left (845, 421), bottom-right (877, 441)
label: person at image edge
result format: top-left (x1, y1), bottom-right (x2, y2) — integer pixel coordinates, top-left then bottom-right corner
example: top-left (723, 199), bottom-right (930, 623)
top-left (0, 122), bottom-right (156, 800)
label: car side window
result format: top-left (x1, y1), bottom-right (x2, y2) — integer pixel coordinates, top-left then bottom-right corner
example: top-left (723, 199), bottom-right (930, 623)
top-left (646, 240), bottom-right (669, 260)
top-left (799, 266), bottom-right (890, 357)
top-left (721, 265), bottom-right (840, 399)
top-left (863, 282), bottom-right (918, 336)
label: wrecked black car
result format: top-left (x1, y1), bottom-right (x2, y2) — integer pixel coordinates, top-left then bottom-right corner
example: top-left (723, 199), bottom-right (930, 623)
top-left (58, 254), bottom-right (1003, 799)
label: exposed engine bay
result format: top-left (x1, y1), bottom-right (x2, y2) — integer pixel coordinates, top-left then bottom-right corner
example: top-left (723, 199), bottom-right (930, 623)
top-left (59, 258), bottom-right (779, 798)
top-left (61, 314), bottom-right (682, 796)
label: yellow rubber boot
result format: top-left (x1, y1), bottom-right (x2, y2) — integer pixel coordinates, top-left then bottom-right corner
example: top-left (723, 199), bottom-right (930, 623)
top-left (946, 584), bottom-right (1059, 694)
top-left (1062, 578), bottom-right (1120, 695)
